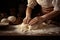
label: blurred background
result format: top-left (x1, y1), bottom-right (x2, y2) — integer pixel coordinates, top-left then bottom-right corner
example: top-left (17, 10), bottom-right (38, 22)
top-left (0, 0), bottom-right (41, 18)
top-left (0, 0), bottom-right (27, 19)
top-left (0, 0), bottom-right (41, 25)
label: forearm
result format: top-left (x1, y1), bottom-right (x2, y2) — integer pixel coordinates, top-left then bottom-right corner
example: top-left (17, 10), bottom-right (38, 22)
top-left (26, 7), bottom-right (33, 17)
top-left (41, 10), bottom-right (60, 20)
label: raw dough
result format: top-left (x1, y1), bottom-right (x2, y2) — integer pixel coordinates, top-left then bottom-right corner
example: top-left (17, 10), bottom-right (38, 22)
top-left (7, 16), bottom-right (16, 22)
top-left (19, 23), bottom-right (29, 32)
top-left (1, 18), bottom-right (9, 23)
top-left (15, 22), bottom-right (49, 32)
top-left (14, 22), bottom-right (60, 34)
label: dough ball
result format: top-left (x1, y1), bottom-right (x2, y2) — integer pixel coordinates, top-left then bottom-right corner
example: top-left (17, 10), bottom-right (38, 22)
top-left (20, 23), bottom-right (39, 30)
top-left (19, 22), bottom-right (48, 31)
top-left (8, 16), bottom-right (16, 22)
top-left (15, 23), bottom-right (29, 32)
top-left (1, 18), bottom-right (9, 23)
top-left (16, 22), bottom-right (48, 32)
top-left (20, 23), bottom-right (29, 32)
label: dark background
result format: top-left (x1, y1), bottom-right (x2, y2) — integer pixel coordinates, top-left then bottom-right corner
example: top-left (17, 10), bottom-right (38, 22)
top-left (0, 0), bottom-right (27, 11)
top-left (0, 0), bottom-right (40, 18)
top-left (0, 0), bottom-right (27, 18)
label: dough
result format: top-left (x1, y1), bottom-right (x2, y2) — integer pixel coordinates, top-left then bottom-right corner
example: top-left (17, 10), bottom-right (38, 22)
top-left (7, 16), bottom-right (16, 22)
top-left (20, 23), bottom-right (29, 32)
top-left (19, 23), bottom-right (39, 31)
top-left (15, 22), bottom-right (60, 35)
top-left (1, 18), bottom-right (9, 23)
top-left (15, 23), bottom-right (31, 32)
top-left (28, 22), bottom-right (48, 30)
top-left (15, 22), bottom-right (49, 32)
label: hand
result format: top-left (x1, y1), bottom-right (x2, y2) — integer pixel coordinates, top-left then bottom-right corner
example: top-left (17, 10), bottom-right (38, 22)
top-left (29, 17), bottom-right (45, 26)
top-left (23, 17), bottom-right (31, 24)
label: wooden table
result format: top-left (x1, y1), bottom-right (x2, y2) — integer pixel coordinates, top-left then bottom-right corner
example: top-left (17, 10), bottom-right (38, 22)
top-left (0, 25), bottom-right (60, 36)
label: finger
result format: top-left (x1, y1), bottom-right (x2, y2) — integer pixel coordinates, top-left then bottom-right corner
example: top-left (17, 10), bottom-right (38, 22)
top-left (29, 20), bottom-right (37, 25)
top-left (29, 22), bottom-right (36, 26)
top-left (25, 20), bottom-right (27, 24)
top-left (29, 20), bottom-right (33, 25)
top-left (23, 19), bottom-right (27, 24)
top-left (26, 19), bottom-right (30, 24)
top-left (29, 18), bottom-right (38, 25)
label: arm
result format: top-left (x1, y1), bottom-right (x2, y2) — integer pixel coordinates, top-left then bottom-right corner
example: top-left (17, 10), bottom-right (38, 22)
top-left (23, 0), bottom-right (37, 24)
top-left (26, 0), bottom-right (37, 17)
top-left (23, 7), bottom-right (32, 24)
top-left (29, 0), bottom-right (60, 25)
top-left (40, 0), bottom-right (60, 21)
top-left (29, 10), bottom-right (60, 25)
top-left (26, 7), bottom-right (32, 18)
top-left (41, 11), bottom-right (60, 20)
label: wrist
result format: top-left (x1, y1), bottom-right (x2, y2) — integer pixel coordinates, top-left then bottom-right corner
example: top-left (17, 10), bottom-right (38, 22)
top-left (38, 16), bottom-right (46, 21)
top-left (26, 14), bottom-right (31, 18)
top-left (26, 16), bottom-right (31, 18)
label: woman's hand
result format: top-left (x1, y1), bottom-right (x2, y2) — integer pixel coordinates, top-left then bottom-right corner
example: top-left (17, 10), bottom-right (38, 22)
top-left (23, 17), bottom-right (31, 24)
top-left (29, 16), bottom-right (45, 26)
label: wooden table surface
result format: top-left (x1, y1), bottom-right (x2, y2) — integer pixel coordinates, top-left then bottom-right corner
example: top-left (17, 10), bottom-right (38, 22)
top-left (0, 25), bottom-right (60, 36)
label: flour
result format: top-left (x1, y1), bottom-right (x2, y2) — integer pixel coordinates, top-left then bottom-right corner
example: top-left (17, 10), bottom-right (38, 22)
top-left (14, 22), bottom-right (60, 35)
top-left (15, 22), bottom-right (45, 32)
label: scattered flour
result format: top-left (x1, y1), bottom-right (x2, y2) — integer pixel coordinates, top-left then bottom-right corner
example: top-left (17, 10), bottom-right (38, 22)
top-left (14, 22), bottom-right (60, 35)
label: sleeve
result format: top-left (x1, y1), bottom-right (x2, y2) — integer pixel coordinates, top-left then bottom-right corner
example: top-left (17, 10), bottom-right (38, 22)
top-left (27, 0), bottom-right (37, 9)
top-left (53, 0), bottom-right (60, 11)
